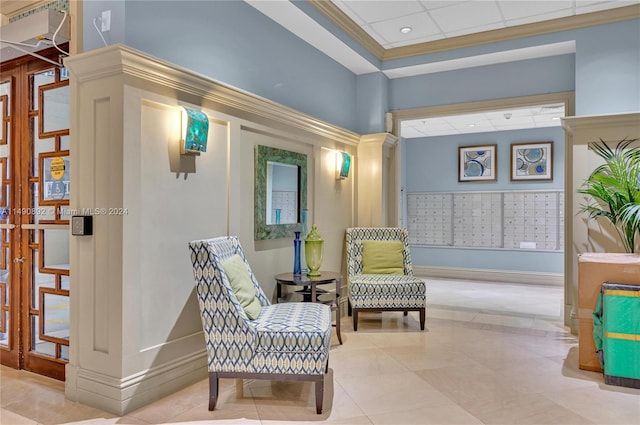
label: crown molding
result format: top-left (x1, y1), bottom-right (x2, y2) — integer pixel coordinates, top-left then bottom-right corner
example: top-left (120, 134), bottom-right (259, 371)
top-left (64, 44), bottom-right (361, 146)
top-left (311, 2), bottom-right (640, 62)
top-left (359, 132), bottom-right (398, 148)
top-left (562, 112), bottom-right (640, 134)
top-left (308, 0), bottom-right (385, 59)
top-left (392, 91), bottom-right (575, 121)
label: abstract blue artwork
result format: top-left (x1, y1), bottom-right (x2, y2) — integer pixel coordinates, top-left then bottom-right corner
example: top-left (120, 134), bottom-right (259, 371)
top-left (458, 144), bottom-right (497, 182)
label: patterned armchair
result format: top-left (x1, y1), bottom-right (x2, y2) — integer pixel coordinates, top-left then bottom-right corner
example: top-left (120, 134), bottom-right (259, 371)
top-left (188, 236), bottom-right (332, 414)
top-left (345, 227), bottom-right (426, 331)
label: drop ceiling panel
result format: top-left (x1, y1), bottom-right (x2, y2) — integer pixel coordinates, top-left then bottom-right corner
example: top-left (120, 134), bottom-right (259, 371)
top-left (499, 1), bottom-right (573, 20)
top-left (335, 0), bottom-right (424, 24)
top-left (576, 0), bottom-right (639, 14)
top-left (428, 1), bottom-right (504, 33)
top-left (370, 11), bottom-right (441, 47)
top-left (400, 104), bottom-right (565, 138)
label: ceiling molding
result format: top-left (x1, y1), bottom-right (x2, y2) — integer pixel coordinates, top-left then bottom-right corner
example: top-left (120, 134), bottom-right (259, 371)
top-left (562, 112), bottom-right (640, 134)
top-left (392, 91), bottom-right (575, 139)
top-left (392, 91), bottom-right (575, 121)
top-left (311, 2), bottom-right (640, 62)
top-left (383, 41), bottom-right (576, 79)
top-left (308, 0), bottom-right (385, 59)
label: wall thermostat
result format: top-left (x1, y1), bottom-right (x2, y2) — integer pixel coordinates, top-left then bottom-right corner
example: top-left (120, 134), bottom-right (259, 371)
top-left (72, 215), bottom-right (93, 236)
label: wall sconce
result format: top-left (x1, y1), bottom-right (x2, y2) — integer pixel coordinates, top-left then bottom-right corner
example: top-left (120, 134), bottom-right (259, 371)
top-left (180, 107), bottom-right (209, 155)
top-left (336, 151), bottom-right (351, 180)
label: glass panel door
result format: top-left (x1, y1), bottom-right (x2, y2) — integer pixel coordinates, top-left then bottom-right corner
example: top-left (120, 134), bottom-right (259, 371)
top-left (0, 77), bottom-right (18, 368)
top-left (22, 68), bottom-right (69, 379)
top-left (0, 52), bottom-right (70, 380)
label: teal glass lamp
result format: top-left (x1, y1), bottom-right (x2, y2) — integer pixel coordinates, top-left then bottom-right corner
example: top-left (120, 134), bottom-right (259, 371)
top-left (305, 224), bottom-right (324, 277)
top-left (181, 107), bottom-right (209, 155)
top-left (336, 151), bottom-right (351, 179)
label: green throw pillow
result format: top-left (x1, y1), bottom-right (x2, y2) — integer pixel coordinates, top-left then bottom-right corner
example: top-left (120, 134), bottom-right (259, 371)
top-left (361, 240), bottom-right (405, 274)
top-left (221, 254), bottom-right (262, 320)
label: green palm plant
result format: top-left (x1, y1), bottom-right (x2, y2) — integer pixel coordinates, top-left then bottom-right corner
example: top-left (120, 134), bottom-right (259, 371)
top-left (578, 138), bottom-right (640, 253)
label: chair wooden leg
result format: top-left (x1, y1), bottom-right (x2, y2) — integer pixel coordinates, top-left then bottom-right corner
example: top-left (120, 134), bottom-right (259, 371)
top-left (347, 299), bottom-right (352, 316)
top-left (335, 300), bottom-right (342, 344)
top-left (353, 309), bottom-right (358, 331)
top-left (315, 377), bottom-right (324, 414)
top-left (403, 310), bottom-right (408, 316)
top-left (420, 308), bottom-right (426, 330)
top-left (208, 372), bottom-right (219, 411)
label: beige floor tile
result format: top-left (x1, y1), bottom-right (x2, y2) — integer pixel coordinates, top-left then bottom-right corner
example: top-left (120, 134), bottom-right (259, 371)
top-left (452, 332), bottom-right (543, 370)
top-left (368, 403), bottom-right (484, 425)
top-left (263, 415), bottom-right (373, 425)
top-left (416, 363), bottom-right (526, 408)
top-left (532, 317), bottom-right (567, 332)
top-left (544, 385), bottom-right (640, 425)
top-left (472, 312), bottom-right (535, 328)
top-left (127, 377), bottom-right (253, 424)
top-left (462, 392), bottom-right (595, 424)
top-left (248, 373), bottom-right (368, 423)
top-left (380, 343), bottom-right (478, 371)
top-left (337, 371), bottom-right (453, 416)
top-left (0, 408), bottom-right (39, 425)
top-left (493, 355), bottom-right (598, 394)
top-left (328, 346), bottom-right (408, 379)
top-left (426, 307), bottom-right (479, 322)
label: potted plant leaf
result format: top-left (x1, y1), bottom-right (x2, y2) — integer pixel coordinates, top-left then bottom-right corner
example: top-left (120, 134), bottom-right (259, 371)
top-left (578, 137), bottom-right (640, 253)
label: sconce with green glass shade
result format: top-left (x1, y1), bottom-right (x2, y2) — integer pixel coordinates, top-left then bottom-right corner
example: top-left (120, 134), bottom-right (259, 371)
top-left (305, 224), bottom-right (324, 277)
top-left (180, 107), bottom-right (209, 155)
top-left (336, 151), bottom-right (351, 179)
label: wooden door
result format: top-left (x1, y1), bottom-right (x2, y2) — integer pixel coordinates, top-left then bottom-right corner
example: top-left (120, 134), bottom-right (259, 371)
top-left (0, 47), bottom-right (70, 380)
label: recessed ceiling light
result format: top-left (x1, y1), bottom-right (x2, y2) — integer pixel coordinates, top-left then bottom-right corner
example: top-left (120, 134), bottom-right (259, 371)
top-left (467, 123), bottom-right (476, 127)
top-left (551, 117), bottom-right (560, 120)
top-left (400, 27), bottom-right (412, 34)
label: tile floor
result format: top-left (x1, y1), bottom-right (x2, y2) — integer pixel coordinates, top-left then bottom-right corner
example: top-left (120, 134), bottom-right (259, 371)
top-left (1, 278), bottom-right (639, 425)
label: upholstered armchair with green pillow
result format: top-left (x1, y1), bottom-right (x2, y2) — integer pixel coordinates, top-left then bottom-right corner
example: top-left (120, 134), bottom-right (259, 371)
top-left (189, 236), bottom-right (332, 414)
top-left (345, 227), bottom-right (426, 331)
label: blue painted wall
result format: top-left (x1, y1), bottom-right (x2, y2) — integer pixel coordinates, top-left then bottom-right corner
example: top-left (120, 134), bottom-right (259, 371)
top-left (405, 126), bottom-right (565, 274)
top-left (575, 20), bottom-right (640, 115)
top-left (356, 72), bottom-right (389, 134)
top-left (82, 0), bottom-right (359, 132)
top-left (390, 55), bottom-right (575, 111)
top-left (406, 127), bottom-right (565, 192)
top-left (388, 19), bottom-right (639, 117)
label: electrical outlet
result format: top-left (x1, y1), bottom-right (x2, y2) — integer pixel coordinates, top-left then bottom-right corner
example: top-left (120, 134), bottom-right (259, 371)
top-left (101, 10), bottom-right (111, 32)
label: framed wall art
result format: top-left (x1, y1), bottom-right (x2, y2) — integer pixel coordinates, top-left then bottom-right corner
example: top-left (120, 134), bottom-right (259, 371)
top-left (511, 141), bottom-right (553, 181)
top-left (458, 144), bottom-right (497, 182)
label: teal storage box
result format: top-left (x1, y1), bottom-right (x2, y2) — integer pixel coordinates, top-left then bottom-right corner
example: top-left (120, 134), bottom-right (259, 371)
top-left (597, 282), bottom-right (640, 389)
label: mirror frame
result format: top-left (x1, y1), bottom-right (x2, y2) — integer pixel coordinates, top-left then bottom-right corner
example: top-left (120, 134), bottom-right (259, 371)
top-left (254, 145), bottom-right (307, 240)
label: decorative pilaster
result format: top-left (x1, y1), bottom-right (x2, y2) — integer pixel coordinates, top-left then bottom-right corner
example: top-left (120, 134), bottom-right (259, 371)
top-left (357, 132), bottom-right (398, 227)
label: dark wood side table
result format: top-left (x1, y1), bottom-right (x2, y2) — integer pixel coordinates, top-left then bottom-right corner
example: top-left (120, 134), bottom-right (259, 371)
top-left (275, 271), bottom-right (342, 344)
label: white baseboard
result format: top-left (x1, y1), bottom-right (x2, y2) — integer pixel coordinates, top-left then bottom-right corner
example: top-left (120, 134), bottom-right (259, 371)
top-left (67, 349), bottom-right (208, 415)
top-left (413, 265), bottom-right (563, 286)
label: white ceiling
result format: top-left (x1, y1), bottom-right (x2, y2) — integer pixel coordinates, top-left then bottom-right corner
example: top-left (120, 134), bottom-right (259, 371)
top-left (400, 103), bottom-right (566, 138)
top-left (332, 0), bottom-right (639, 49)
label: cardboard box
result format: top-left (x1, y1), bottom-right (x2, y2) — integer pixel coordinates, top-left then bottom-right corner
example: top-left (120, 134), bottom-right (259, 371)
top-left (578, 253), bottom-right (640, 372)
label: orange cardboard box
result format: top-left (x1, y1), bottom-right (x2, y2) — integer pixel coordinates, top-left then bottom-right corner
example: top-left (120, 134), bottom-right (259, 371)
top-left (578, 253), bottom-right (640, 372)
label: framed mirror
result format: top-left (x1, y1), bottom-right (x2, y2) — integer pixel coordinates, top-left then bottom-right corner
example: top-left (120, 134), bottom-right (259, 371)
top-left (255, 145), bottom-right (307, 240)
